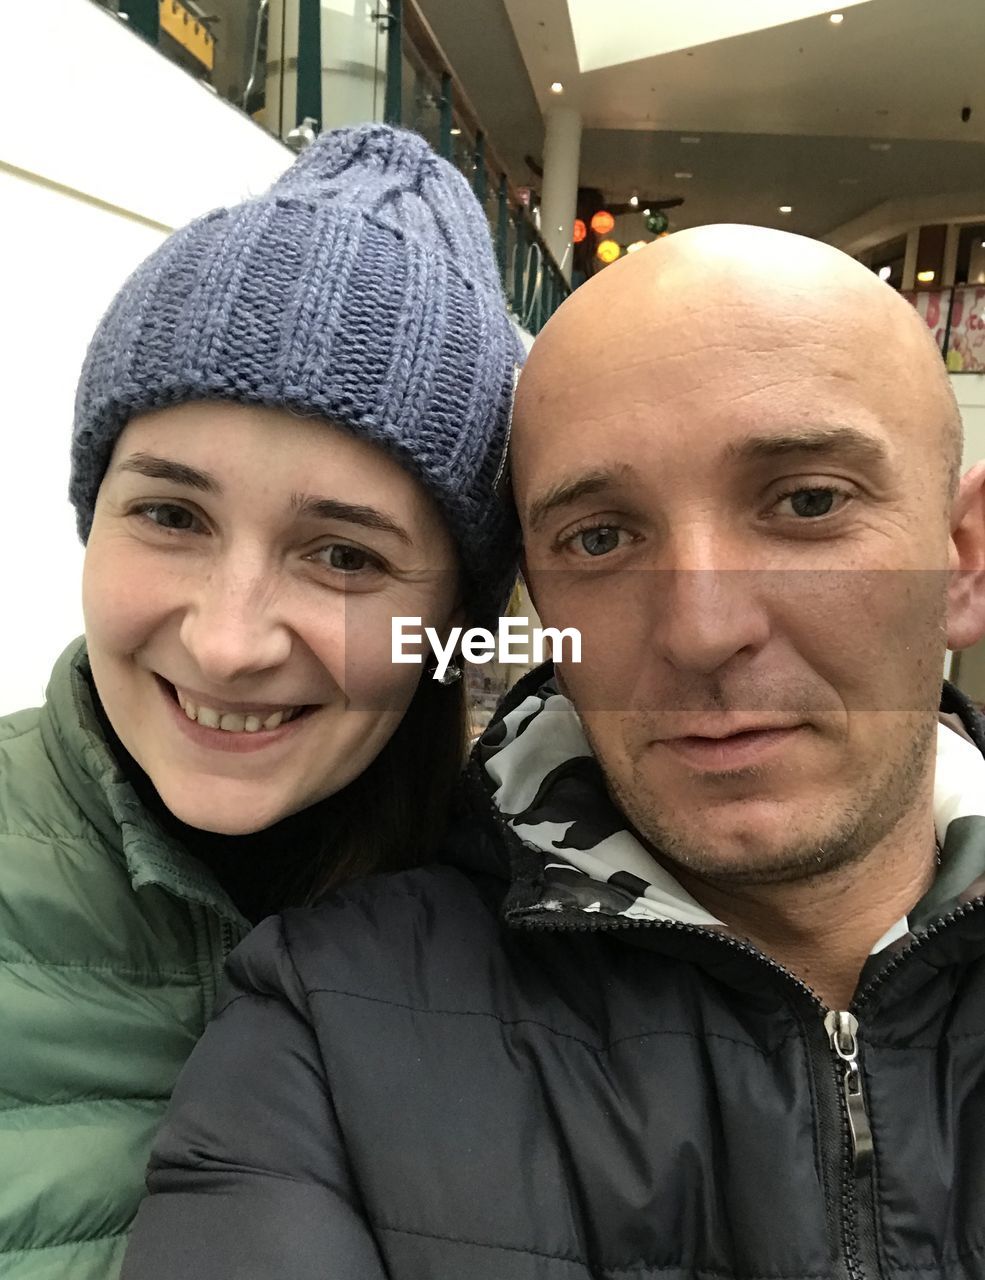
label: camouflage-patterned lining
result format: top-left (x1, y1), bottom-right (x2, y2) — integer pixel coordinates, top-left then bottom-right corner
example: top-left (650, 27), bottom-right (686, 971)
top-left (477, 675), bottom-right (985, 957)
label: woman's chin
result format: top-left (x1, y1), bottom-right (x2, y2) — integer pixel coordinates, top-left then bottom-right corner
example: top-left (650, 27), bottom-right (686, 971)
top-left (153, 778), bottom-right (299, 837)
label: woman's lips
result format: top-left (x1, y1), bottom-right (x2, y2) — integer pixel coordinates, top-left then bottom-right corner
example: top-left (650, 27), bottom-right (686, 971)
top-left (655, 725), bottom-right (804, 772)
top-left (158, 676), bottom-right (315, 755)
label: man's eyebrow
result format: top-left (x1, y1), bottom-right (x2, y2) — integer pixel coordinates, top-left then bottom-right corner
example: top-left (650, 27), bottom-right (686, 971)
top-left (291, 495), bottom-right (412, 545)
top-left (116, 454), bottom-right (219, 493)
top-left (526, 467), bottom-right (635, 531)
top-left (725, 426), bottom-right (892, 467)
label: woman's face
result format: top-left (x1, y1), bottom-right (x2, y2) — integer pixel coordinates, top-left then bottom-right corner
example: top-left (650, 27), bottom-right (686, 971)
top-left (83, 402), bottom-right (461, 835)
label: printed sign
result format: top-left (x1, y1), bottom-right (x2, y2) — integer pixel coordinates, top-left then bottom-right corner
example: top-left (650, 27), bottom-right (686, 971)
top-left (902, 286), bottom-right (985, 373)
top-left (944, 286), bottom-right (985, 373)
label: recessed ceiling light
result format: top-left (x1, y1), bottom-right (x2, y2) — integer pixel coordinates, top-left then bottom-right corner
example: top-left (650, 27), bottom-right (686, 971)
top-left (680, 135), bottom-right (701, 144)
top-left (643, 207), bottom-right (651, 216)
top-left (550, 81), bottom-right (564, 94)
top-left (917, 270), bottom-right (936, 283)
top-left (779, 205), bottom-right (793, 214)
top-left (674, 171), bottom-right (693, 180)
top-left (869, 142), bottom-right (891, 152)
top-left (829, 11), bottom-right (845, 23)
top-left (450, 127), bottom-right (461, 136)
top-left (629, 193), bottom-right (639, 208)
top-left (878, 265), bottom-right (892, 281)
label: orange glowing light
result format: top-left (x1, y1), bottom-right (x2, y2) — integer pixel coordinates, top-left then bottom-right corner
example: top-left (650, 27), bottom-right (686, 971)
top-left (590, 210), bottom-right (615, 236)
top-left (572, 218), bottom-right (587, 244)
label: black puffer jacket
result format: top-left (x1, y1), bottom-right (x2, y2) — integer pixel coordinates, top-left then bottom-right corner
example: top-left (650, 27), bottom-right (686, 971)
top-left (123, 668), bottom-right (985, 1280)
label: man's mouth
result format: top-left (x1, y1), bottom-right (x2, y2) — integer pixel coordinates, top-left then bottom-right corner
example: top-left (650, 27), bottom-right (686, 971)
top-left (658, 716), bottom-right (805, 742)
top-left (655, 723), bottom-right (806, 771)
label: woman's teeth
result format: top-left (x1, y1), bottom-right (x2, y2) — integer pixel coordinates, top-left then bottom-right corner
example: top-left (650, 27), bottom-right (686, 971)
top-left (175, 689), bottom-right (299, 733)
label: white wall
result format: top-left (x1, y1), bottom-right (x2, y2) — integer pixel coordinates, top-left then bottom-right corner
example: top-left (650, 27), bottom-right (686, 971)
top-left (0, 0), bottom-right (291, 714)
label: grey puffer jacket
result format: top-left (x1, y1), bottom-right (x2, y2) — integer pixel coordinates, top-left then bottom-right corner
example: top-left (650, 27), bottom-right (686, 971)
top-left (123, 665), bottom-right (985, 1280)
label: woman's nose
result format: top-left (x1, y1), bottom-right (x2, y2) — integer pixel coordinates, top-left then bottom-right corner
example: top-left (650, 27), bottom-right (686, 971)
top-left (178, 563), bottom-right (293, 685)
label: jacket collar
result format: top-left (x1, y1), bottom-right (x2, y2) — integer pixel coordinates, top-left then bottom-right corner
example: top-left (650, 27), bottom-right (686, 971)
top-left (464, 663), bottom-right (985, 945)
top-left (39, 640), bottom-right (249, 931)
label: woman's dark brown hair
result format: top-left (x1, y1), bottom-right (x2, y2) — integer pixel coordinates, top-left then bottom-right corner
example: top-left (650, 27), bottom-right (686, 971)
top-left (303, 671), bottom-right (468, 900)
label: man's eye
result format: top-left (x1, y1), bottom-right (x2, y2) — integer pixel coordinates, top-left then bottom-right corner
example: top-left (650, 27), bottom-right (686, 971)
top-left (316, 543), bottom-right (379, 573)
top-left (136, 503), bottom-right (199, 531)
top-left (577, 526), bottom-right (623, 556)
top-left (777, 488), bottom-right (845, 518)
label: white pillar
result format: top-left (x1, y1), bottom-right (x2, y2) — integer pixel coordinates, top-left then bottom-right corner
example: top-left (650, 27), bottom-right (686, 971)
top-left (267, 1), bottom-right (385, 143)
top-left (319, 1), bottom-right (387, 133)
top-left (901, 228), bottom-right (920, 291)
top-left (540, 106), bottom-right (582, 283)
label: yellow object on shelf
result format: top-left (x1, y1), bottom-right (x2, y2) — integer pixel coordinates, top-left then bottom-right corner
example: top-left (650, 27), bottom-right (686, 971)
top-left (159, 0), bottom-right (215, 71)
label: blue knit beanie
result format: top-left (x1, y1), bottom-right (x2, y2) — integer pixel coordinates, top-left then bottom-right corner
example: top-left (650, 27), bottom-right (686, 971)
top-left (71, 124), bottom-right (522, 623)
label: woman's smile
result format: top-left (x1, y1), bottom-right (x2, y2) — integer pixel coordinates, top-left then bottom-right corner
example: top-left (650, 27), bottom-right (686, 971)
top-left (155, 674), bottom-right (321, 755)
top-left (82, 402), bottom-right (463, 832)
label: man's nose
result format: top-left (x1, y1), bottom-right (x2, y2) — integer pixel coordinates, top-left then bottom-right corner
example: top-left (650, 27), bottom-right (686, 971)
top-left (178, 558), bottom-right (293, 685)
top-left (652, 543), bottom-right (772, 676)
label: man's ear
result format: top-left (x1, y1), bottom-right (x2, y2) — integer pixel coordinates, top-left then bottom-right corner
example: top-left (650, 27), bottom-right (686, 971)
top-left (947, 461), bottom-right (985, 651)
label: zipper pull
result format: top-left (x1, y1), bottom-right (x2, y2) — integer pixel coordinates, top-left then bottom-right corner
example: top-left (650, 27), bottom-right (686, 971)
top-left (824, 1010), bottom-right (873, 1176)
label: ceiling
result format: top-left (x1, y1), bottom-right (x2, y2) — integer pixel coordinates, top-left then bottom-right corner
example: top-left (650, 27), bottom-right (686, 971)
top-left (565, 0), bottom-right (873, 70)
top-left (582, 132), bottom-right (985, 240)
top-left (415, 0), bottom-right (985, 241)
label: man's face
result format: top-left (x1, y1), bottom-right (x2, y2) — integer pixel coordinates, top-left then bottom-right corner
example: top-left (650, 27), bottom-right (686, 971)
top-left (514, 246), bottom-right (957, 886)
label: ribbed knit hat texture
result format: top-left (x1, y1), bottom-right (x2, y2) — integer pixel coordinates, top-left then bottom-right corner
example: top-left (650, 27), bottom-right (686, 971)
top-left (71, 124), bottom-right (523, 622)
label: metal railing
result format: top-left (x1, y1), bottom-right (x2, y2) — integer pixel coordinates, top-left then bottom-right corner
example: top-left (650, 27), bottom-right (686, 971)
top-left (398, 3), bottom-right (568, 334)
top-left (903, 284), bottom-right (985, 373)
top-left (91, 0), bottom-right (568, 334)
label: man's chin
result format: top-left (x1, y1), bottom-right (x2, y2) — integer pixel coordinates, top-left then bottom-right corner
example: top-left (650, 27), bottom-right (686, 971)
top-left (646, 811), bottom-right (868, 888)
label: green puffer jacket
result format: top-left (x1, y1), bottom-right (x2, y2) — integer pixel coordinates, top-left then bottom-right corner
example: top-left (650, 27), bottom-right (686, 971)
top-left (0, 640), bottom-right (251, 1278)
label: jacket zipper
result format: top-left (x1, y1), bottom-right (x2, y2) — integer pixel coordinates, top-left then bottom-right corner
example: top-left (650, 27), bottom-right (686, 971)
top-left (825, 1011), bottom-right (873, 1176)
top-left (508, 897), bottom-right (984, 1280)
top-left (512, 910), bottom-right (865, 1273)
top-left (824, 1010), bottom-right (872, 1280)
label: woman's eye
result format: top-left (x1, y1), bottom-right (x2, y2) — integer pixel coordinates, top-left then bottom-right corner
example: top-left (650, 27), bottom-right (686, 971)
top-left (316, 543), bottom-right (380, 573)
top-left (136, 503), bottom-right (199, 532)
top-left (576, 526), bottom-right (624, 557)
top-left (776, 487), bottom-right (847, 519)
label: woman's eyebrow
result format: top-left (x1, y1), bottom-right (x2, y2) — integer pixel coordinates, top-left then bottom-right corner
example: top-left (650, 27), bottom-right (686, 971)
top-left (112, 460), bottom-right (412, 543)
top-left (116, 453), bottom-right (218, 493)
top-left (291, 495), bottom-right (412, 544)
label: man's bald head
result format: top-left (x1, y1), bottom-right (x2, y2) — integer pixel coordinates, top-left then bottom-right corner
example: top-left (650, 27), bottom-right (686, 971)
top-left (511, 223), bottom-right (985, 893)
top-left (516, 224), bottom-right (962, 499)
